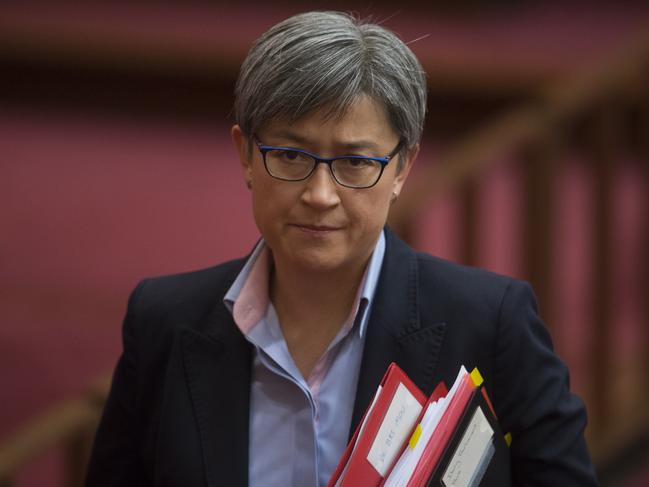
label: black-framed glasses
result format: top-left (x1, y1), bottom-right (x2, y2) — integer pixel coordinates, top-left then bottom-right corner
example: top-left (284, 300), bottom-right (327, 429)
top-left (254, 138), bottom-right (402, 189)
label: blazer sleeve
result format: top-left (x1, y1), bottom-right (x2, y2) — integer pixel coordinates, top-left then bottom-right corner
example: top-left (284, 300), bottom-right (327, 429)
top-left (493, 279), bottom-right (598, 485)
top-left (85, 281), bottom-right (148, 487)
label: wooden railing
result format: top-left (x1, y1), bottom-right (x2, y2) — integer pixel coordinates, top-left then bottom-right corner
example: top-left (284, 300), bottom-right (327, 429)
top-left (389, 31), bottom-right (649, 463)
top-left (0, 377), bottom-right (109, 487)
top-left (0, 29), bottom-right (646, 487)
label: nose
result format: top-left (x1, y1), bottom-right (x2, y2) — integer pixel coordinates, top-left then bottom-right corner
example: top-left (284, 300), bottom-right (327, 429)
top-left (300, 163), bottom-right (341, 209)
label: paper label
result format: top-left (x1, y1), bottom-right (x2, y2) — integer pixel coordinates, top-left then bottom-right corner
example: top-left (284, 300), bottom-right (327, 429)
top-left (367, 383), bottom-right (423, 476)
top-left (442, 406), bottom-right (494, 487)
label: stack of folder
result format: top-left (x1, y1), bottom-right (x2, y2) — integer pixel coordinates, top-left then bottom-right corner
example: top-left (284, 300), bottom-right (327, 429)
top-left (328, 363), bottom-right (511, 487)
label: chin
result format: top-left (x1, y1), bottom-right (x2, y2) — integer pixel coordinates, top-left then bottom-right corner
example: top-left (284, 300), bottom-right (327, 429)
top-left (286, 247), bottom-right (348, 273)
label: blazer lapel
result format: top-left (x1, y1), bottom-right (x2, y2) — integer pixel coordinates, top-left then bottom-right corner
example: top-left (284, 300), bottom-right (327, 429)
top-left (181, 301), bottom-right (252, 487)
top-left (350, 228), bottom-right (446, 435)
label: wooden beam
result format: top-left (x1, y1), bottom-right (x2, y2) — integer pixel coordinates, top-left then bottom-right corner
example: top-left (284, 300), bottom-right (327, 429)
top-left (521, 130), bottom-right (558, 324)
top-left (588, 100), bottom-right (624, 437)
top-left (0, 400), bottom-right (100, 481)
top-left (460, 179), bottom-right (479, 267)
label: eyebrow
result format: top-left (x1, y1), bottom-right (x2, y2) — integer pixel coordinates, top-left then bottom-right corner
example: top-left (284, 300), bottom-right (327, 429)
top-left (262, 130), bottom-right (382, 153)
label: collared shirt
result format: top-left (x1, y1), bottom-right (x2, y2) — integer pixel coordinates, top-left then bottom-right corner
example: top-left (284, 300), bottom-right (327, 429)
top-left (224, 231), bottom-right (386, 487)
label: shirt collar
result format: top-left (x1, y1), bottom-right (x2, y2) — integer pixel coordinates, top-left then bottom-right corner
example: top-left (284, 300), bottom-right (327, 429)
top-left (224, 230), bottom-right (386, 338)
top-left (356, 230), bottom-right (385, 337)
top-left (223, 240), bottom-right (268, 334)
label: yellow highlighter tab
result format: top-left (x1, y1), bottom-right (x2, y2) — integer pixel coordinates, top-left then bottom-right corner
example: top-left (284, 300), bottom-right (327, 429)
top-left (409, 424), bottom-right (423, 449)
top-left (504, 432), bottom-right (512, 447)
top-left (470, 367), bottom-right (484, 387)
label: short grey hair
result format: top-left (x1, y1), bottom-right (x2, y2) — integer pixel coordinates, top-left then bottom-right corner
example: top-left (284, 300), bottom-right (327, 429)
top-left (234, 11), bottom-right (427, 165)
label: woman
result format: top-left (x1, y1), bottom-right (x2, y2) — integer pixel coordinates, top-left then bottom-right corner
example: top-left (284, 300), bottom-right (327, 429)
top-left (86, 11), bottom-right (597, 486)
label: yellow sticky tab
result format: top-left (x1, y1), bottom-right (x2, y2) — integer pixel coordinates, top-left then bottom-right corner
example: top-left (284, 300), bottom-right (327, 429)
top-left (409, 424), bottom-right (423, 449)
top-left (504, 432), bottom-right (512, 447)
top-left (470, 367), bottom-right (484, 387)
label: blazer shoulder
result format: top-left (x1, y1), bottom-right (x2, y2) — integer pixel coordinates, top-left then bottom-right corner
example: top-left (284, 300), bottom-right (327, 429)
top-left (139, 258), bottom-right (246, 305)
top-left (382, 228), bottom-right (524, 329)
top-left (415, 251), bottom-right (518, 307)
top-left (384, 227), bottom-right (517, 308)
top-left (411, 252), bottom-right (543, 363)
top-left (125, 258), bottom-right (246, 336)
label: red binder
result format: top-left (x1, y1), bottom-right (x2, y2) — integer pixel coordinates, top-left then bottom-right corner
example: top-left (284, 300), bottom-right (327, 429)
top-left (330, 365), bottom-right (511, 487)
top-left (327, 363), bottom-right (428, 487)
top-left (406, 373), bottom-right (476, 487)
top-left (380, 381), bottom-right (449, 484)
top-left (422, 386), bottom-right (511, 486)
top-left (388, 369), bottom-right (510, 487)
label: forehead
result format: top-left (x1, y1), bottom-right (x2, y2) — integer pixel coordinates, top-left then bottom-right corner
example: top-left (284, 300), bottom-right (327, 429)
top-left (259, 95), bottom-right (398, 149)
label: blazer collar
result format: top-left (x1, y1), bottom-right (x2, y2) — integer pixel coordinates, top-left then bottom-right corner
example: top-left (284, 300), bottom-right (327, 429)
top-left (181, 262), bottom-right (252, 487)
top-left (350, 228), bottom-right (447, 435)
top-left (178, 229), bottom-right (448, 483)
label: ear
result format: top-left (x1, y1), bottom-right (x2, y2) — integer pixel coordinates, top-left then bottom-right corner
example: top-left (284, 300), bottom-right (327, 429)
top-left (391, 143), bottom-right (419, 197)
top-left (231, 124), bottom-right (253, 187)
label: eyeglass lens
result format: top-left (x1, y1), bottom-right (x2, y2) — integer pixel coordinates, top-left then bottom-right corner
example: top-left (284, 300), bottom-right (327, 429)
top-left (264, 149), bottom-right (383, 188)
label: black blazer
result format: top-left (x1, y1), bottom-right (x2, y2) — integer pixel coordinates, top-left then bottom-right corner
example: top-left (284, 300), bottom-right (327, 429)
top-left (86, 229), bottom-right (598, 486)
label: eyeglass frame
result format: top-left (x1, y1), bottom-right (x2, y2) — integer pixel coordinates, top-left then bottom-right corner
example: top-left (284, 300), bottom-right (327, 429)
top-left (253, 137), bottom-right (403, 189)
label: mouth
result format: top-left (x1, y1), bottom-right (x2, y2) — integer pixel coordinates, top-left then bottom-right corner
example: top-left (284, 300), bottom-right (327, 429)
top-left (291, 223), bottom-right (342, 235)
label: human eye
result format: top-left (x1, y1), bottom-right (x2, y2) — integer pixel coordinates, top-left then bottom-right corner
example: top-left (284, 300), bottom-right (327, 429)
top-left (337, 157), bottom-right (378, 170)
top-left (272, 149), bottom-right (311, 164)
top-left (333, 157), bottom-right (382, 187)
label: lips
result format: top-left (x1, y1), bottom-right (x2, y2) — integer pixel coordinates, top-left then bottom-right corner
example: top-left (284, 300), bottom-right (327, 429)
top-left (291, 223), bottom-right (342, 233)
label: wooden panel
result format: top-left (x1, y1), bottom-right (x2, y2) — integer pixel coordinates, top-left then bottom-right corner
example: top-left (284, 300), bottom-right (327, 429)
top-left (0, 400), bottom-right (100, 482)
top-left (522, 132), bottom-right (557, 324)
top-left (588, 101), bottom-right (623, 437)
top-left (460, 179), bottom-right (479, 267)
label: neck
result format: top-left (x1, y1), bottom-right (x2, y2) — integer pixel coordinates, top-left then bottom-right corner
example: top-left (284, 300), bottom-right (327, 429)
top-left (271, 257), bottom-right (367, 330)
top-left (269, 253), bottom-right (370, 378)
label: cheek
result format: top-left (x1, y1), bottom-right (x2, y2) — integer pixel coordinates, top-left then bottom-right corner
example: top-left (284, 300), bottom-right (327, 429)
top-left (347, 190), bottom-right (392, 232)
top-left (249, 182), bottom-right (276, 233)
top-left (250, 180), bottom-right (296, 232)
top-left (370, 185), bottom-right (397, 225)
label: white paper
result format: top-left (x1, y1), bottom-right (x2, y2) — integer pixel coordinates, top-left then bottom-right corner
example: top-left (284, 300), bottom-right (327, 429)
top-left (442, 406), bottom-right (494, 487)
top-left (384, 366), bottom-right (468, 487)
top-left (358, 385), bottom-right (383, 446)
top-left (366, 382), bottom-right (423, 476)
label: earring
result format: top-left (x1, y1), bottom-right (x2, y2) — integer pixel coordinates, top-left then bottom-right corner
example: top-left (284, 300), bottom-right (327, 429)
top-left (391, 192), bottom-right (398, 202)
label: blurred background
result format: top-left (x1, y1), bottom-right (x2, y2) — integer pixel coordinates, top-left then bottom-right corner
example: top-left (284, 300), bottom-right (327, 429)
top-left (1, 1), bottom-right (648, 485)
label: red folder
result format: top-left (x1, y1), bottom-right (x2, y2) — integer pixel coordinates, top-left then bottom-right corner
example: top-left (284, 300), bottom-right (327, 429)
top-left (424, 385), bottom-right (511, 486)
top-left (327, 363), bottom-right (428, 487)
top-left (406, 373), bottom-right (477, 487)
top-left (332, 366), bottom-right (511, 487)
top-left (376, 381), bottom-right (448, 487)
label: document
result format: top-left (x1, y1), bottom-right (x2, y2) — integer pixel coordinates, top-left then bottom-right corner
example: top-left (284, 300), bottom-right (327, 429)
top-left (328, 363), bottom-right (428, 487)
top-left (328, 363), bottom-right (512, 487)
top-left (384, 367), bottom-right (468, 487)
top-left (441, 406), bottom-right (494, 487)
top-left (367, 382), bottom-right (424, 476)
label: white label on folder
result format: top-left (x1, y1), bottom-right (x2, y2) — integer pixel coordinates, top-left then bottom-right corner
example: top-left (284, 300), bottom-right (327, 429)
top-left (367, 383), bottom-right (423, 476)
top-left (442, 406), bottom-right (494, 487)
